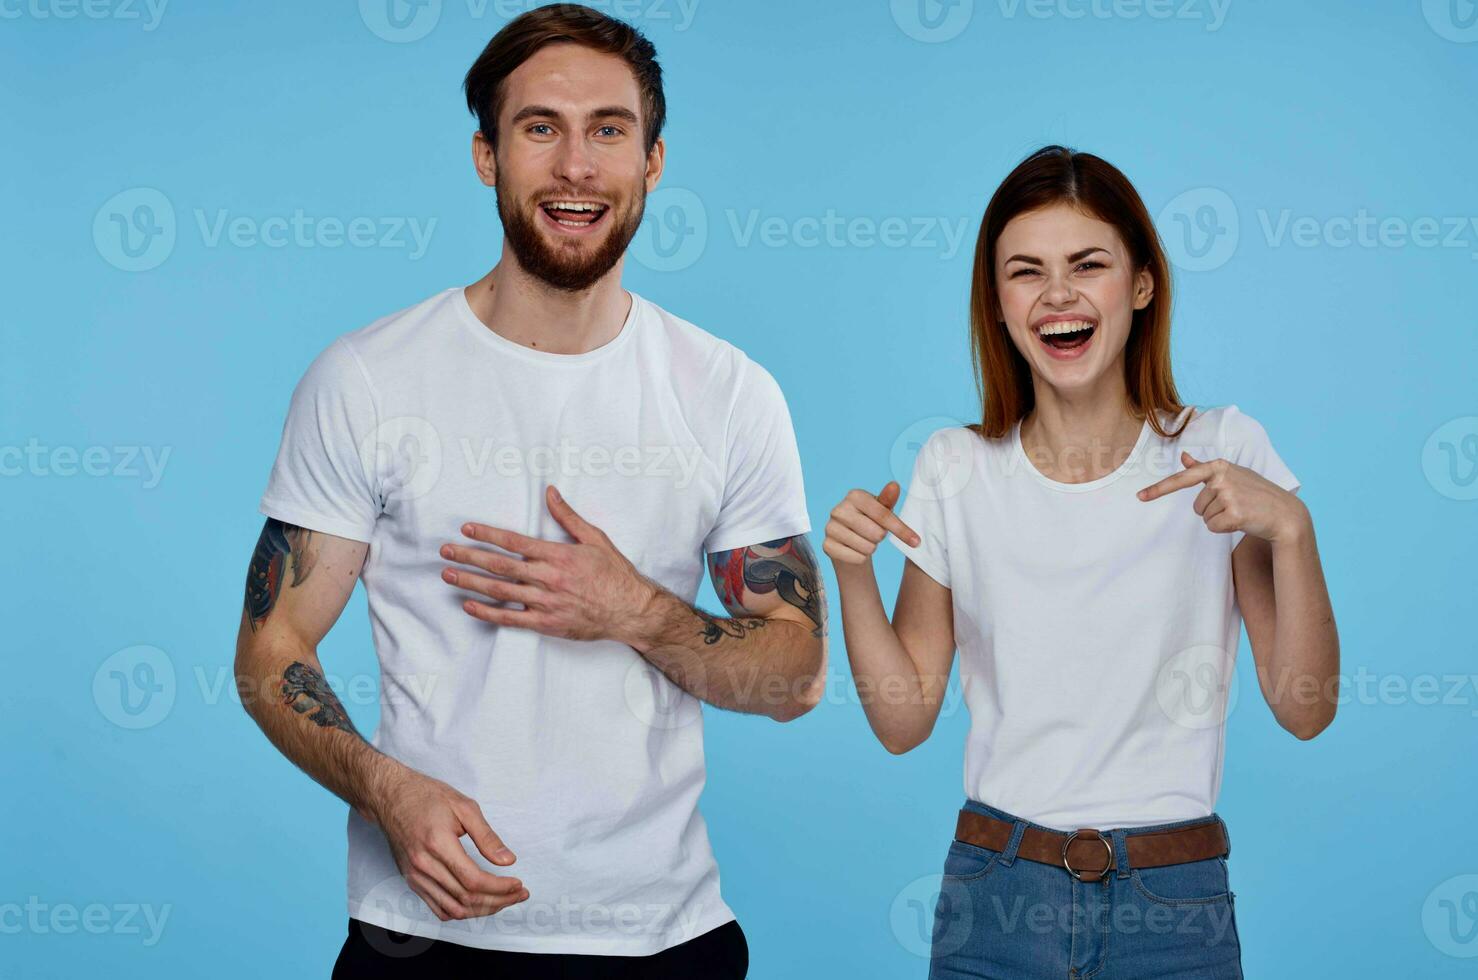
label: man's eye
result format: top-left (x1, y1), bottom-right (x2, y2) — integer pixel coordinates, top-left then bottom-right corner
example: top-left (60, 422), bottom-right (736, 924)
top-left (596, 125), bottom-right (622, 137)
top-left (528, 123), bottom-right (554, 136)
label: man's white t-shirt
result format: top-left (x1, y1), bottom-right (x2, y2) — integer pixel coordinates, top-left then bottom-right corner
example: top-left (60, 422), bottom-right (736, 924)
top-left (258, 286), bottom-right (811, 954)
top-left (888, 405), bottom-right (1299, 830)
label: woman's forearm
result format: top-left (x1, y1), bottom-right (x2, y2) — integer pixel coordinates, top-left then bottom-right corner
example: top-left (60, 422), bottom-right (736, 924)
top-left (1265, 516), bottom-right (1341, 739)
top-left (834, 561), bottom-right (945, 753)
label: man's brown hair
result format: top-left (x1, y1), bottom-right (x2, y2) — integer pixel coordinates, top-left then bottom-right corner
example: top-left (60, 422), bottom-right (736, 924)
top-left (463, 3), bottom-right (666, 154)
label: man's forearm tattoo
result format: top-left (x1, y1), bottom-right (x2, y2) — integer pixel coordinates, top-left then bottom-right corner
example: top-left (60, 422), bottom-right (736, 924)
top-left (280, 661), bottom-right (357, 735)
top-left (696, 609), bottom-right (769, 645)
top-left (707, 534), bottom-right (826, 638)
top-left (244, 518), bottom-right (317, 632)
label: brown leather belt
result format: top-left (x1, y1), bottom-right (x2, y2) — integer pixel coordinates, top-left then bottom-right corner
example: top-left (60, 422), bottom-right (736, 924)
top-left (955, 809), bottom-right (1229, 883)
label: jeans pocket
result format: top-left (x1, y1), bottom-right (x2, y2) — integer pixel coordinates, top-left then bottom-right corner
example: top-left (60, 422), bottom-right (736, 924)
top-left (1130, 856), bottom-right (1232, 906)
top-left (941, 839), bottom-right (1001, 882)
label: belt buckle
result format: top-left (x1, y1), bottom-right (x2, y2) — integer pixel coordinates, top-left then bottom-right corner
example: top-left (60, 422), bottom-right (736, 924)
top-left (1062, 829), bottom-right (1114, 882)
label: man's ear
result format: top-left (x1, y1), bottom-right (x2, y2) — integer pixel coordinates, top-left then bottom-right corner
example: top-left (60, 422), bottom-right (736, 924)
top-left (472, 131), bottom-right (497, 188)
top-left (1133, 266), bottom-right (1155, 310)
top-left (644, 136), bottom-right (666, 193)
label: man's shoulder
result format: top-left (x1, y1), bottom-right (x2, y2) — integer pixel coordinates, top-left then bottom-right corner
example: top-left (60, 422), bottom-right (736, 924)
top-left (635, 292), bottom-right (762, 389)
top-left (335, 287), bottom-right (459, 362)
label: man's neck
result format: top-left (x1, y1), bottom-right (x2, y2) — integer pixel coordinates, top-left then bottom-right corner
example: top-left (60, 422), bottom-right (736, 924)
top-left (462, 259), bottom-right (631, 355)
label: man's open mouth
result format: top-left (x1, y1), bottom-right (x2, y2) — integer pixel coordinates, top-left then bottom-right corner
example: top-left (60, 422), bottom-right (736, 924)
top-left (1034, 318), bottom-right (1097, 352)
top-left (540, 200), bottom-right (610, 231)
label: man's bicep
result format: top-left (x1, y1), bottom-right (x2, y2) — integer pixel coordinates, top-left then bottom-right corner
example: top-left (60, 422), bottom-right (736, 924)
top-left (239, 517), bottom-right (368, 649)
top-left (705, 534), bottom-right (825, 636)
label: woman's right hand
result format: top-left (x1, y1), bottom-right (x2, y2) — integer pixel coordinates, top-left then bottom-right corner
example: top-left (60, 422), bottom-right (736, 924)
top-left (823, 481), bottom-right (921, 565)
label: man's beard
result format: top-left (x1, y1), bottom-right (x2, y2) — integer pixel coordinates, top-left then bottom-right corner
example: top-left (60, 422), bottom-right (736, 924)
top-left (496, 183), bottom-right (646, 293)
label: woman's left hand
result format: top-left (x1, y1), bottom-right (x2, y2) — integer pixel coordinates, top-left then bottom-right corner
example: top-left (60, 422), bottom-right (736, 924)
top-left (1137, 451), bottom-right (1309, 544)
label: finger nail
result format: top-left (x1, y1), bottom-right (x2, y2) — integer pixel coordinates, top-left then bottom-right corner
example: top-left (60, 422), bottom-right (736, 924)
top-left (495, 848), bottom-right (515, 862)
top-left (440, 544), bottom-right (454, 558)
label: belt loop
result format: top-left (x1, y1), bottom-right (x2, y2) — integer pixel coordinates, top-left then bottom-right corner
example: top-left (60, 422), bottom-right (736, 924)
top-left (1111, 829), bottom-right (1131, 879)
top-left (1216, 815), bottom-right (1232, 860)
top-left (999, 820), bottom-right (1026, 867)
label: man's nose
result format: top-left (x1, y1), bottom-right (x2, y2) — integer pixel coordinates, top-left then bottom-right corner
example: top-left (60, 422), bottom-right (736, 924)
top-left (552, 137), bottom-right (598, 184)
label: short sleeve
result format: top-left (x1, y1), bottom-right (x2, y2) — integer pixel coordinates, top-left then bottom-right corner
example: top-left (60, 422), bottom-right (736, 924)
top-left (258, 338), bottom-right (382, 543)
top-left (701, 356), bottom-right (811, 554)
top-left (885, 428), bottom-right (959, 589)
top-left (1221, 404), bottom-right (1300, 549)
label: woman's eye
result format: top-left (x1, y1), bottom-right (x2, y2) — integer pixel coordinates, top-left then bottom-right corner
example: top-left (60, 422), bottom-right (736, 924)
top-left (1076, 261), bottom-right (1105, 272)
top-left (1010, 268), bottom-right (1040, 278)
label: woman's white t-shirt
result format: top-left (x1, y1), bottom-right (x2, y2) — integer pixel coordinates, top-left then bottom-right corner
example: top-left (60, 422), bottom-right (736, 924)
top-left (888, 405), bottom-right (1299, 830)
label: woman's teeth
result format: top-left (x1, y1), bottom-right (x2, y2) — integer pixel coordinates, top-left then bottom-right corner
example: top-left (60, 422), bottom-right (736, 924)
top-left (1036, 320), bottom-right (1097, 351)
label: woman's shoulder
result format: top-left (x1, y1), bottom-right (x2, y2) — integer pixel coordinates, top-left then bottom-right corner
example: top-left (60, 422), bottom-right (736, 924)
top-left (1160, 404), bottom-right (1274, 454)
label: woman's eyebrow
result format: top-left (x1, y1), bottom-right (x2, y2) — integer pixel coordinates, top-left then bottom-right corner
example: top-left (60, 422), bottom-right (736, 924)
top-left (1004, 245), bottom-right (1111, 264)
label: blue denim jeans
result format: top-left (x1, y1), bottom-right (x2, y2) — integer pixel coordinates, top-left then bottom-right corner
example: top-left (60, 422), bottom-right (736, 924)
top-left (928, 800), bottom-right (1243, 980)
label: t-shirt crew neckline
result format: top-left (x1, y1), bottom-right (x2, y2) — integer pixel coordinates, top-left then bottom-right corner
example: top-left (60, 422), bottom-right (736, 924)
top-left (1011, 413), bottom-right (1155, 493)
top-left (453, 285), bottom-right (643, 366)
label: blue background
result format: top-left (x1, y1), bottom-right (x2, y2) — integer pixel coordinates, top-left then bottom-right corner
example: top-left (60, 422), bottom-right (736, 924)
top-left (4, 0), bottom-right (1476, 976)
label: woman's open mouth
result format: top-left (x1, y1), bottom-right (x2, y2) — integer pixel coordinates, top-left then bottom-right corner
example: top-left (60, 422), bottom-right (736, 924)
top-left (1034, 318), bottom-right (1097, 360)
top-left (539, 200), bottom-right (610, 235)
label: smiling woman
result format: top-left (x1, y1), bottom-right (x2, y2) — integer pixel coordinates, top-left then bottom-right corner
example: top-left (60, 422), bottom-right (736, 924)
top-left (824, 144), bottom-right (1341, 980)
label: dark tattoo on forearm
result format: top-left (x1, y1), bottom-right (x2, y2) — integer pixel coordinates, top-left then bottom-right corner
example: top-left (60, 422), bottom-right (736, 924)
top-left (707, 534), bottom-right (826, 637)
top-left (696, 610), bottom-right (769, 645)
top-left (244, 518), bottom-right (317, 632)
top-left (279, 661), bottom-right (357, 735)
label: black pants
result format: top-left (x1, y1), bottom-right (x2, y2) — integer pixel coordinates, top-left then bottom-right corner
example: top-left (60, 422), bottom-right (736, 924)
top-left (331, 917), bottom-right (749, 979)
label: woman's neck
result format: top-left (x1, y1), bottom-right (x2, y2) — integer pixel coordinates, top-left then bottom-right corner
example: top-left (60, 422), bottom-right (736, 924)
top-left (1020, 378), bottom-right (1144, 485)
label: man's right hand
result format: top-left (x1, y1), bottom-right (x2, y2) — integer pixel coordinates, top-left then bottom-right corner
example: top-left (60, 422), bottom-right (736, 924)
top-left (369, 766), bottom-right (530, 921)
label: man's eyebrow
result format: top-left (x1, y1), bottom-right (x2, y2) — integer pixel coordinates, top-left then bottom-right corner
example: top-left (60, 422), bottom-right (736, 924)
top-left (510, 104), bottom-right (563, 125)
top-left (508, 104), bottom-right (640, 126)
top-left (588, 105), bottom-right (639, 124)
